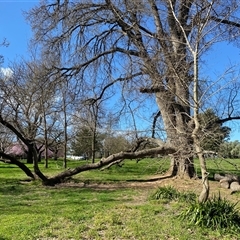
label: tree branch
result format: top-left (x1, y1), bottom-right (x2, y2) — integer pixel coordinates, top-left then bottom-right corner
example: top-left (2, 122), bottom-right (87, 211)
top-left (47, 142), bottom-right (176, 185)
top-left (83, 72), bottom-right (143, 104)
top-left (210, 16), bottom-right (240, 28)
top-left (216, 116), bottom-right (240, 124)
top-left (0, 151), bottom-right (35, 179)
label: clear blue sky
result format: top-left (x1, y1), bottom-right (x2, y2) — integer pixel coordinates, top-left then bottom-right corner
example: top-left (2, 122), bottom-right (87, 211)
top-left (0, 1), bottom-right (39, 66)
top-left (1, 1), bottom-right (240, 141)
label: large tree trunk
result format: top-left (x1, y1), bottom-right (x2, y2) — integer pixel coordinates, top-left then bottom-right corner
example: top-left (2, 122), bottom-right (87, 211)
top-left (28, 143), bottom-right (49, 183)
top-left (168, 156), bottom-right (195, 178)
top-left (156, 93), bottom-right (195, 178)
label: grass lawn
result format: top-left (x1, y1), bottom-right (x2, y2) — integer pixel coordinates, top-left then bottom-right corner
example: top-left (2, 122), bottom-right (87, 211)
top-left (0, 158), bottom-right (240, 240)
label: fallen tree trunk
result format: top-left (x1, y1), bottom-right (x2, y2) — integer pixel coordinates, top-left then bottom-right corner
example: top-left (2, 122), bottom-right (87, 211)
top-left (46, 142), bottom-right (177, 185)
top-left (214, 173), bottom-right (240, 182)
top-left (100, 159), bottom-right (124, 170)
top-left (214, 173), bottom-right (240, 193)
top-left (219, 179), bottom-right (230, 189)
top-left (230, 181), bottom-right (240, 194)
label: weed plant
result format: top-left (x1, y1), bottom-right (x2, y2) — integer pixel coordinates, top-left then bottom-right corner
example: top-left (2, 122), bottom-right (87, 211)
top-left (180, 194), bottom-right (240, 233)
top-left (150, 186), bottom-right (196, 202)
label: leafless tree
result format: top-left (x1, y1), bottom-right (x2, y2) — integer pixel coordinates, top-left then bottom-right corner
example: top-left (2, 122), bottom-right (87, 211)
top-left (0, 59), bottom-right (58, 180)
top-left (73, 97), bottom-right (105, 163)
top-left (0, 61), bottom-right (44, 162)
top-left (26, 0), bottom-right (240, 182)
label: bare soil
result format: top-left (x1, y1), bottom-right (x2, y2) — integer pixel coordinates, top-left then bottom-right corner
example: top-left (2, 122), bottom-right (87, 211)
top-left (57, 174), bottom-right (240, 204)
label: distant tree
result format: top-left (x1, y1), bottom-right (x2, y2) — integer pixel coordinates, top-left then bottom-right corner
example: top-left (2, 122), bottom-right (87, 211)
top-left (0, 61), bottom-right (44, 163)
top-left (103, 135), bottom-right (131, 157)
top-left (71, 126), bottom-right (103, 159)
top-left (199, 109), bottom-right (231, 152)
top-left (0, 59), bottom-right (58, 181)
top-left (219, 141), bottom-right (240, 159)
top-left (71, 127), bottom-right (92, 157)
top-left (230, 141), bottom-right (240, 158)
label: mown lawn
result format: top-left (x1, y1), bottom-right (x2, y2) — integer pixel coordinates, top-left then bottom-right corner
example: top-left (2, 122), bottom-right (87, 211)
top-left (0, 158), bottom-right (240, 240)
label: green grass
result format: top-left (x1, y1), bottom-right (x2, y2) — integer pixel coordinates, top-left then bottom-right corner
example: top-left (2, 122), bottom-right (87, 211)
top-left (1, 158), bottom-right (240, 239)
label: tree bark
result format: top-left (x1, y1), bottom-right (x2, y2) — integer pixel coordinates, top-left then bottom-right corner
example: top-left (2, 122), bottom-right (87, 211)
top-left (28, 143), bottom-right (49, 183)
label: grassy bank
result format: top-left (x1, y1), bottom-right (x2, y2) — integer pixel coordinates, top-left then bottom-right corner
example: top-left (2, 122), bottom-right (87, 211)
top-left (0, 158), bottom-right (240, 239)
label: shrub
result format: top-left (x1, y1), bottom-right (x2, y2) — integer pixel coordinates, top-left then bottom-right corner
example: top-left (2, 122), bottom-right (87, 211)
top-left (179, 194), bottom-right (240, 233)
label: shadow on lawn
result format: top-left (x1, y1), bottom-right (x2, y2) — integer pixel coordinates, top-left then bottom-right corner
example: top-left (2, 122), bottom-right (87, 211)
top-left (126, 174), bottom-right (173, 182)
top-left (0, 175), bottom-right (34, 196)
top-left (0, 181), bottom-right (26, 195)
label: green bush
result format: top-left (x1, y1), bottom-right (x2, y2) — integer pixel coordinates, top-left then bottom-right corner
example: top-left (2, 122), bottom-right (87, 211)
top-left (179, 194), bottom-right (240, 233)
top-left (150, 186), bottom-right (196, 202)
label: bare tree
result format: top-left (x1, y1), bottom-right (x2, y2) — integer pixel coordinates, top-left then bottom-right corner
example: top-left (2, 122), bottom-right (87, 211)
top-left (0, 59), bottom-right (58, 181)
top-left (26, 0), bottom-right (240, 182)
top-left (0, 61), bottom-right (44, 162)
top-left (73, 98), bottom-right (105, 163)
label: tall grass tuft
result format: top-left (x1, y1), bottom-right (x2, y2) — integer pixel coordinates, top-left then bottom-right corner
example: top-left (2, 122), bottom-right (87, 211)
top-left (150, 186), bottom-right (196, 202)
top-left (179, 194), bottom-right (240, 233)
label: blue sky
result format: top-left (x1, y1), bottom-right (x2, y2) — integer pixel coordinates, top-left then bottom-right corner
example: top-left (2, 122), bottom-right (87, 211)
top-left (0, 1), bottom-right (38, 66)
top-left (1, 1), bottom-right (240, 141)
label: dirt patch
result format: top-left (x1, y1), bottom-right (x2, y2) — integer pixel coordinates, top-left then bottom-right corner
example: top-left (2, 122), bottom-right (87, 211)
top-left (56, 175), bottom-right (240, 203)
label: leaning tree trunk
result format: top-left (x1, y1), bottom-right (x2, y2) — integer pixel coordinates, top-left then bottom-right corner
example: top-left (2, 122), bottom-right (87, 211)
top-left (192, 47), bottom-right (209, 203)
top-left (28, 143), bottom-right (49, 184)
top-left (0, 152), bottom-right (35, 179)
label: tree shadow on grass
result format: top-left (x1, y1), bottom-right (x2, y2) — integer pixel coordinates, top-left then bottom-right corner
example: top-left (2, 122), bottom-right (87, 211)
top-left (54, 174), bottom-right (174, 191)
top-left (126, 174), bottom-right (173, 182)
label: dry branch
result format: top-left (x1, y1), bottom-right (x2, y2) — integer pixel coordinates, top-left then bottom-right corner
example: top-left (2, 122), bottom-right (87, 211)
top-left (100, 159), bottom-right (124, 170)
